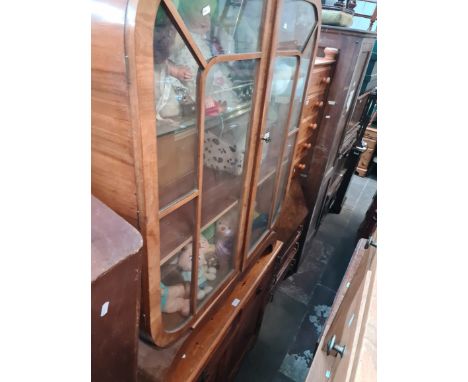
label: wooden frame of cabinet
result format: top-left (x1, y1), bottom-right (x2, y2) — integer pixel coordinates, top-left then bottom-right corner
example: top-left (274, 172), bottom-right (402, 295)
top-left (92, 0), bottom-right (322, 347)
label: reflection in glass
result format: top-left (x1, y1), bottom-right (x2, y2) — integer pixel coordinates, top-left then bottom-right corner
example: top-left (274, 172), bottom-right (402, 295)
top-left (176, 0), bottom-right (266, 58)
top-left (277, 0), bottom-right (317, 50)
top-left (196, 59), bottom-right (258, 305)
top-left (154, 5), bottom-right (199, 208)
top-left (248, 57), bottom-right (298, 251)
top-left (159, 200), bottom-right (196, 331)
top-left (288, 30), bottom-right (315, 131)
top-left (272, 134), bottom-right (296, 223)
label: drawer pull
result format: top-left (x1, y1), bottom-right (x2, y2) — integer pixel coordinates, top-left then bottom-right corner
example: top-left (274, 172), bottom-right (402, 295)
top-left (327, 335), bottom-right (346, 358)
top-left (322, 76), bottom-right (331, 84)
top-left (308, 123), bottom-right (318, 130)
top-left (302, 143), bottom-right (312, 149)
top-left (296, 163), bottom-right (306, 170)
top-left (315, 100), bottom-right (324, 108)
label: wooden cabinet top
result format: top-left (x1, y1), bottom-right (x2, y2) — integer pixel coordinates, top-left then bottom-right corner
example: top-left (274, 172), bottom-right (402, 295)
top-left (91, 196), bottom-right (143, 281)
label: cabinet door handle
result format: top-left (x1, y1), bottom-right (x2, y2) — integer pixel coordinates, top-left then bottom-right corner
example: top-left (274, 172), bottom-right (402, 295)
top-left (261, 132), bottom-right (272, 143)
top-left (327, 335), bottom-right (346, 358)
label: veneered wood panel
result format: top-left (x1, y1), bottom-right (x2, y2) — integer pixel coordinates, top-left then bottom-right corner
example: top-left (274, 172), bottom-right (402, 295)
top-left (92, 0), bottom-right (138, 225)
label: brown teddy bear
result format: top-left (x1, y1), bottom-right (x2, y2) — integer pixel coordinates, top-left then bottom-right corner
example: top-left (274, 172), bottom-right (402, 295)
top-left (177, 236), bottom-right (216, 300)
top-left (160, 282), bottom-right (190, 316)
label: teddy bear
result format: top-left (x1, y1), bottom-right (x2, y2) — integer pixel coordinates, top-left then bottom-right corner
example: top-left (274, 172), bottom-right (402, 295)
top-left (160, 282), bottom-right (190, 317)
top-left (177, 237), bottom-right (214, 300)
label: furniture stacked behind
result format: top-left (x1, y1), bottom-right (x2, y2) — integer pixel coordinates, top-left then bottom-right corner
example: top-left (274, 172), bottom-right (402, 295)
top-left (91, 196), bottom-right (143, 382)
top-left (304, 26), bottom-right (376, 238)
top-left (356, 125), bottom-right (377, 177)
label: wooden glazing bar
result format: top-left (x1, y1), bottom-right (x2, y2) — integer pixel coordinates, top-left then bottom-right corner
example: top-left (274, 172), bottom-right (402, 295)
top-left (125, 0), bottom-right (167, 344)
top-left (162, 0), bottom-right (208, 69)
top-left (301, 18), bottom-right (319, 54)
top-left (191, 68), bottom-right (206, 314)
top-left (224, 0), bottom-right (276, 272)
top-left (158, 191), bottom-right (199, 219)
top-left (205, 52), bottom-right (262, 70)
top-left (277, 49), bottom-right (302, 57)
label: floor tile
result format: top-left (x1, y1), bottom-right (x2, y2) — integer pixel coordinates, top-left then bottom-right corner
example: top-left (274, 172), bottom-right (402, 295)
top-left (235, 175), bottom-right (376, 382)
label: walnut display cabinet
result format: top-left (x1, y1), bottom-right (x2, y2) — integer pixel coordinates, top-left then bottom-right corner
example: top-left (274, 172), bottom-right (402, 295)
top-left (92, 0), bottom-right (323, 348)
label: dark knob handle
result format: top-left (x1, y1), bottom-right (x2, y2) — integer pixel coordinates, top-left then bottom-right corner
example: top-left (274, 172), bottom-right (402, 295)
top-left (327, 335), bottom-right (346, 358)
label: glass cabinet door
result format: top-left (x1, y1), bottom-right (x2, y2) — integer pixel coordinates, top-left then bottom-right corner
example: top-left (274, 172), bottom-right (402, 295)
top-left (153, 0), bottom-right (266, 332)
top-left (246, 0), bottom-right (318, 256)
top-left (248, 56), bottom-right (298, 251)
top-left (151, 0), bottom-right (319, 337)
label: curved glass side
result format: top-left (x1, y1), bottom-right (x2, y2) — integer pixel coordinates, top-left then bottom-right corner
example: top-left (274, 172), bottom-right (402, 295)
top-left (277, 0), bottom-right (317, 51)
top-left (154, 5), bottom-right (200, 209)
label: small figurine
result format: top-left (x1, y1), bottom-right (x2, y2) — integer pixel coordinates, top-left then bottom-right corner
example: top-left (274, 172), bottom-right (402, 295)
top-left (160, 282), bottom-right (190, 316)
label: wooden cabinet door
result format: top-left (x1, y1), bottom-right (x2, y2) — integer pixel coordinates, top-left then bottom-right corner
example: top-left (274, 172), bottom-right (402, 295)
top-left (244, 0), bottom-right (321, 263)
top-left (306, 237), bottom-right (376, 382)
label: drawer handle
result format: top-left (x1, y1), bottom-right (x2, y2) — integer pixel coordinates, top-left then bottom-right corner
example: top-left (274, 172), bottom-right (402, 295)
top-left (315, 100), bottom-right (324, 108)
top-left (321, 76), bottom-right (331, 84)
top-left (327, 335), bottom-right (346, 358)
top-left (302, 143), bottom-right (312, 149)
top-left (308, 123), bottom-right (318, 130)
top-left (296, 163), bottom-right (306, 170)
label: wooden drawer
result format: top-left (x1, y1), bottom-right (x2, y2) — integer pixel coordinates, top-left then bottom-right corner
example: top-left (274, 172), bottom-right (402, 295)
top-left (306, 235), bottom-right (377, 382)
top-left (360, 147), bottom-right (374, 163)
top-left (363, 137), bottom-right (376, 150)
top-left (307, 65), bottom-right (333, 94)
top-left (302, 93), bottom-right (326, 121)
top-left (297, 118), bottom-right (317, 143)
top-left (357, 157), bottom-right (371, 169)
top-left (294, 138), bottom-right (313, 164)
top-left (363, 127), bottom-right (377, 140)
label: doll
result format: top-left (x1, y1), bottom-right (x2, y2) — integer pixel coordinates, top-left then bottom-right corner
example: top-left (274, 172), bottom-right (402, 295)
top-left (215, 210), bottom-right (237, 271)
top-left (153, 7), bottom-right (196, 122)
top-left (160, 282), bottom-right (190, 316)
top-left (177, 239), bottom-right (214, 300)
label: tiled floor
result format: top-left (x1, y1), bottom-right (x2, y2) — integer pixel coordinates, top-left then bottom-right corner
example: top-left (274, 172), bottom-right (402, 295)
top-left (235, 173), bottom-right (377, 382)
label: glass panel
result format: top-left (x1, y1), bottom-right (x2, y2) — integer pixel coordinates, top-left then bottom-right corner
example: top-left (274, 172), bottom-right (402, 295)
top-left (159, 200), bottom-right (196, 263)
top-left (159, 200), bottom-right (196, 331)
top-left (248, 57), bottom-right (298, 251)
top-left (288, 30), bottom-right (315, 131)
top-left (195, 59), bottom-right (258, 307)
top-left (176, 0), bottom-right (266, 58)
top-left (272, 134), bottom-right (296, 223)
top-left (354, 1), bottom-right (376, 16)
top-left (154, 5), bottom-right (199, 209)
top-left (277, 0), bottom-right (317, 51)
